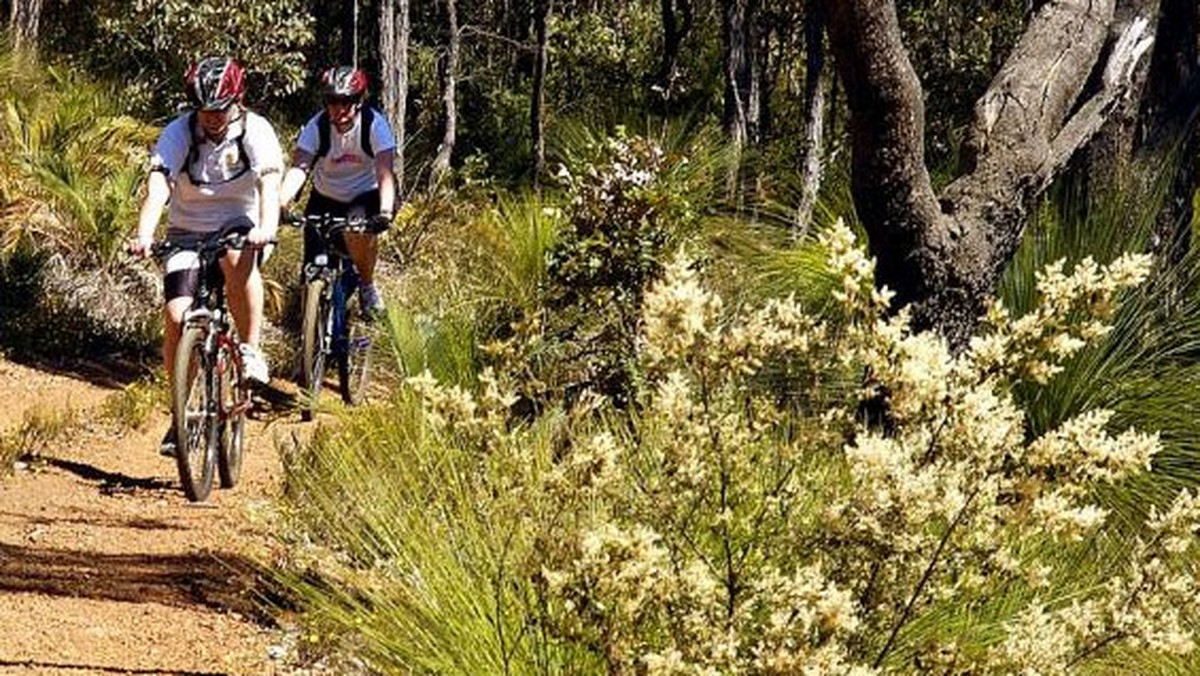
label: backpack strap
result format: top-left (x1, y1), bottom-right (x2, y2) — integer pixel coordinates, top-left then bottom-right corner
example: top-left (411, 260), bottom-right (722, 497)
top-left (315, 110), bottom-right (332, 162)
top-left (314, 107), bottom-right (375, 162)
top-left (361, 106), bottom-right (375, 159)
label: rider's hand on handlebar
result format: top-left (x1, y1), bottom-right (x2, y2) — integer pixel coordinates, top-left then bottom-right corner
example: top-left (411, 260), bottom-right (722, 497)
top-left (246, 226), bottom-right (275, 247)
top-left (127, 235), bottom-right (154, 258)
top-left (280, 206), bottom-right (300, 227)
top-left (369, 211), bottom-right (393, 233)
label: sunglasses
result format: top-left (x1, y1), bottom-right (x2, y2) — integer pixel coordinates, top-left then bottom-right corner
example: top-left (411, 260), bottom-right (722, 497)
top-left (325, 95), bottom-right (359, 106)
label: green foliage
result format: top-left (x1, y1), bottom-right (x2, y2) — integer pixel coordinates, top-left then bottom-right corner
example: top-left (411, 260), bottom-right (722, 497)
top-left (101, 374), bottom-right (167, 431)
top-left (0, 53), bottom-right (160, 358)
top-left (275, 393), bottom-right (601, 674)
top-left (0, 405), bottom-right (79, 471)
top-left (47, 0), bottom-right (314, 118)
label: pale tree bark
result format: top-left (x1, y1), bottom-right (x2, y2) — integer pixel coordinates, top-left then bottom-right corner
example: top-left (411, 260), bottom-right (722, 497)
top-left (430, 0), bottom-right (460, 189)
top-left (795, 3), bottom-right (830, 235)
top-left (722, 0), bottom-right (753, 194)
top-left (531, 0), bottom-right (551, 190)
top-left (9, 0), bottom-right (41, 52)
top-left (379, 0), bottom-right (410, 196)
top-left (821, 0), bottom-right (1154, 348)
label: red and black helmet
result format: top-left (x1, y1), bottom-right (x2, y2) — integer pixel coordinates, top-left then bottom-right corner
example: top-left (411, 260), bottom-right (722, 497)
top-left (185, 57), bottom-right (246, 111)
top-left (321, 66), bottom-right (368, 103)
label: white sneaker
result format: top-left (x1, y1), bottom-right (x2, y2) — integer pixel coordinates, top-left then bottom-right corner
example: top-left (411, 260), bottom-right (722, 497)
top-left (239, 343), bottom-right (270, 385)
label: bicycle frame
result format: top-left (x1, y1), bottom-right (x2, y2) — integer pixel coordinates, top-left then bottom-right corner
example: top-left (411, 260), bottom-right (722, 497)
top-left (181, 240), bottom-right (253, 423)
top-left (301, 217), bottom-right (369, 363)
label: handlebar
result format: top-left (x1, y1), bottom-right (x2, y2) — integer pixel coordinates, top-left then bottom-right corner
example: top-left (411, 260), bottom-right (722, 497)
top-left (281, 211), bottom-right (380, 234)
top-left (151, 231), bottom-right (274, 260)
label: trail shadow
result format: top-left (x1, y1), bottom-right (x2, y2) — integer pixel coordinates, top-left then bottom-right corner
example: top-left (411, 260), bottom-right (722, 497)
top-left (39, 457), bottom-right (175, 496)
top-left (4, 353), bottom-right (151, 390)
top-left (0, 509), bottom-right (185, 532)
top-left (0, 542), bottom-right (277, 625)
top-left (0, 659), bottom-right (227, 675)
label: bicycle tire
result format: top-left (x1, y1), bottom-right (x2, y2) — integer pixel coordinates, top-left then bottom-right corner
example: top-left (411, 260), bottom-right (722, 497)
top-left (173, 326), bottom-right (217, 502)
top-left (299, 279), bottom-right (330, 422)
top-left (339, 293), bottom-right (373, 406)
top-left (216, 338), bottom-right (246, 489)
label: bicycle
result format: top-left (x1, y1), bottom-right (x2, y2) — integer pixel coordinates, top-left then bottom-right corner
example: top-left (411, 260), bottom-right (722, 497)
top-left (285, 212), bottom-right (378, 421)
top-left (153, 231), bottom-right (257, 502)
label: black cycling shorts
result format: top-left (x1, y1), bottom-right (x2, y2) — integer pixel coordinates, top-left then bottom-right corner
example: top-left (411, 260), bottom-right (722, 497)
top-left (162, 218), bottom-right (256, 302)
top-left (302, 189), bottom-right (382, 269)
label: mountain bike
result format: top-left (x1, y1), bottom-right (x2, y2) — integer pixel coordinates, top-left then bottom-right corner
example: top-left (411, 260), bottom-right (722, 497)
top-left (153, 231), bottom-right (256, 502)
top-left (286, 213), bottom-right (377, 421)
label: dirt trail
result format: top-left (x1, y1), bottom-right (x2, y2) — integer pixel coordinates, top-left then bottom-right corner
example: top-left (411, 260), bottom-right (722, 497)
top-left (0, 357), bottom-right (304, 675)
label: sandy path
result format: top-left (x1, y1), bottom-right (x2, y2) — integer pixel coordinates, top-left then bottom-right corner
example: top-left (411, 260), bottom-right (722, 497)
top-left (0, 358), bottom-right (304, 675)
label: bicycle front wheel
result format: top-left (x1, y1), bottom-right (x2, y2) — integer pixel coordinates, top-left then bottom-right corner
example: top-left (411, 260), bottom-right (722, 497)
top-left (339, 292), bottom-right (373, 406)
top-left (299, 279), bottom-right (330, 421)
top-left (173, 326), bottom-right (217, 502)
top-left (216, 338), bottom-right (246, 489)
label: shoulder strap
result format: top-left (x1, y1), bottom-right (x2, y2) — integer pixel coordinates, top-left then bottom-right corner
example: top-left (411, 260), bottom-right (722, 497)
top-left (184, 111), bottom-right (251, 186)
top-left (361, 107), bottom-right (375, 158)
top-left (186, 111), bottom-right (200, 169)
top-left (315, 111), bottom-right (332, 161)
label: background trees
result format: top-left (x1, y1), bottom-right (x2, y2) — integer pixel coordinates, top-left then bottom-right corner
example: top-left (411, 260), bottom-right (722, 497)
top-left (8, 0), bottom-right (1200, 340)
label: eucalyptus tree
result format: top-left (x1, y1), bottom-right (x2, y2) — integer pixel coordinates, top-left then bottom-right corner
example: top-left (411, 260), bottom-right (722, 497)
top-left (820, 0), bottom-right (1165, 347)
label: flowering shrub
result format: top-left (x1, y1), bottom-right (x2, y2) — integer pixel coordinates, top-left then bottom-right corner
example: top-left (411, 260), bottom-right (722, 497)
top-left (487, 131), bottom-right (702, 407)
top-left (284, 219), bottom-right (1199, 675)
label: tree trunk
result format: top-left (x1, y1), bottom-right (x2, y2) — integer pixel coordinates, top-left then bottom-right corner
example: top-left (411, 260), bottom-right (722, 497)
top-left (795, 3), bottom-right (830, 235)
top-left (1138, 0), bottom-right (1199, 255)
top-left (821, 0), bottom-right (1155, 348)
top-left (722, 0), bottom-right (751, 194)
top-left (430, 0), bottom-right (460, 189)
top-left (379, 0), bottom-right (410, 197)
top-left (654, 0), bottom-right (693, 101)
top-left (341, 0), bottom-right (357, 65)
top-left (9, 0), bottom-right (41, 52)
top-left (531, 0), bottom-right (551, 190)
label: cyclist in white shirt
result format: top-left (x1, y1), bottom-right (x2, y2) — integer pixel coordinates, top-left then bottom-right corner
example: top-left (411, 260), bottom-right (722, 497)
top-left (280, 66), bottom-right (397, 315)
top-left (129, 56), bottom-right (283, 455)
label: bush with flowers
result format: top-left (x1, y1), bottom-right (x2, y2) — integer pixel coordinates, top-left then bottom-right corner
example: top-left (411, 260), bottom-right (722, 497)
top-left (277, 209), bottom-right (1200, 674)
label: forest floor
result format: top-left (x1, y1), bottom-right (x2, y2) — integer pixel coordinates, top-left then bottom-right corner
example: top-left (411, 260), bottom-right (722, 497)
top-left (0, 355), bottom-right (312, 675)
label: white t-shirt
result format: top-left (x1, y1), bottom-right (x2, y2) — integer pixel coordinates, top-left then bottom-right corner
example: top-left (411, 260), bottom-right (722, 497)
top-left (295, 108), bottom-right (396, 203)
top-left (150, 110), bottom-right (284, 234)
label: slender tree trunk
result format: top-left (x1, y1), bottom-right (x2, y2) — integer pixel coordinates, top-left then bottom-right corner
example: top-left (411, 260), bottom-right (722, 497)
top-left (722, 0), bottom-right (750, 195)
top-left (379, 0), bottom-right (410, 197)
top-left (430, 0), bottom-right (460, 189)
top-left (1137, 0), bottom-right (1199, 256)
top-left (654, 0), bottom-right (693, 101)
top-left (796, 4), bottom-right (830, 235)
top-left (9, 0), bottom-right (41, 52)
top-left (531, 0), bottom-right (551, 190)
top-left (341, 0), bottom-right (356, 64)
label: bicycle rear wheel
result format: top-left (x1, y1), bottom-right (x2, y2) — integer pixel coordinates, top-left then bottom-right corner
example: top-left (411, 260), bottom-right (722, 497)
top-left (338, 292), bottom-right (373, 406)
top-left (173, 326), bottom-right (217, 502)
top-left (299, 279), bottom-right (330, 421)
top-left (216, 338), bottom-right (246, 489)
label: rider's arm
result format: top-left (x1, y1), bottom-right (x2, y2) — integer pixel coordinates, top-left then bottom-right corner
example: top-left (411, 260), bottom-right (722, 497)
top-left (280, 148), bottom-right (314, 208)
top-left (375, 148), bottom-right (397, 216)
top-left (257, 170), bottom-right (282, 240)
top-left (134, 170), bottom-right (171, 252)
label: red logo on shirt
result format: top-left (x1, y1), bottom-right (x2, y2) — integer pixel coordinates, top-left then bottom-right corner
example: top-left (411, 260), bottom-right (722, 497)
top-left (331, 153), bottom-right (364, 166)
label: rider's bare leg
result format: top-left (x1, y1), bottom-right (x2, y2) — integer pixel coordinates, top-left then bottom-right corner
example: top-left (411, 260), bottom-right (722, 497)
top-left (343, 232), bottom-right (378, 285)
top-left (163, 296), bottom-right (192, 381)
top-left (221, 248), bottom-right (263, 347)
